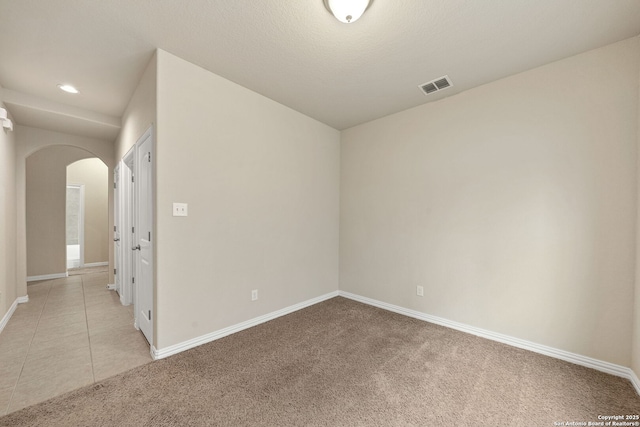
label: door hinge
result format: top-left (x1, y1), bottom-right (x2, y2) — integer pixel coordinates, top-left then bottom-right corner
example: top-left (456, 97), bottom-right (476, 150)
top-left (114, 226), bottom-right (116, 232)
top-left (148, 310), bottom-right (151, 320)
top-left (114, 268), bottom-right (116, 275)
top-left (132, 277), bottom-right (135, 284)
top-left (148, 152), bottom-right (151, 163)
top-left (132, 226), bottom-right (135, 233)
top-left (148, 231), bottom-right (151, 242)
top-left (114, 182), bottom-right (117, 189)
top-left (132, 175), bottom-right (135, 183)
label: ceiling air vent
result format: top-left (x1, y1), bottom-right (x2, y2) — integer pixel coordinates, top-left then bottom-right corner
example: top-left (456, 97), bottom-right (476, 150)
top-left (419, 75), bottom-right (453, 96)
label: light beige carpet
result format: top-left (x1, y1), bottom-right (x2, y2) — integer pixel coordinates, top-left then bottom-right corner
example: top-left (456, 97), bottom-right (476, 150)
top-left (1, 297), bottom-right (638, 426)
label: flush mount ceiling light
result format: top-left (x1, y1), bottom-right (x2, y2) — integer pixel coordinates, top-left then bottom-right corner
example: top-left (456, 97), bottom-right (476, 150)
top-left (323, 0), bottom-right (372, 23)
top-left (57, 84), bottom-right (79, 94)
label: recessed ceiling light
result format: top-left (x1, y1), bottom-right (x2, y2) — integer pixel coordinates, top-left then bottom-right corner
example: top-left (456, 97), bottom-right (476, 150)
top-left (57, 84), bottom-right (79, 94)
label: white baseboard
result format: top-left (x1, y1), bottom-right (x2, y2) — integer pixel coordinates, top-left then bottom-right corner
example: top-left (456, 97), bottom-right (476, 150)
top-left (83, 262), bottom-right (109, 268)
top-left (26, 272), bottom-right (68, 282)
top-left (151, 291), bottom-right (340, 360)
top-left (0, 298), bottom-right (19, 334)
top-left (0, 295), bottom-right (28, 335)
top-left (106, 284), bottom-right (116, 290)
top-left (338, 291), bottom-right (640, 394)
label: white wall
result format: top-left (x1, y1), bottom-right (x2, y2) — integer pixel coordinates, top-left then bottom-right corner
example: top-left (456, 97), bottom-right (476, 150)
top-left (0, 89), bottom-right (17, 319)
top-left (340, 37), bottom-right (639, 367)
top-left (155, 50), bottom-right (340, 349)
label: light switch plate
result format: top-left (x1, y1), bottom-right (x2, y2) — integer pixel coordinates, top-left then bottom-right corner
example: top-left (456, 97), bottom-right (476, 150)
top-left (173, 203), bottom-right (188, 217)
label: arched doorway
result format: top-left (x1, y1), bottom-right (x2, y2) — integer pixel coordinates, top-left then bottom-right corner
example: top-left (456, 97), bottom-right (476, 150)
top-left (0, 142), bottom-right (152, 414)
top-left (25, 146), bottom-right (108, 280)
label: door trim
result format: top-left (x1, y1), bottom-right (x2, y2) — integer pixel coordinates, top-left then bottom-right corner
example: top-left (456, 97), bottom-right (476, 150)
top-left (116, 125), bottom-right (154, 348)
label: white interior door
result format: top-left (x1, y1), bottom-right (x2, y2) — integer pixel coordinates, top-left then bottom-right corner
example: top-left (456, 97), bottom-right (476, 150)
top-left (122, 152), bottom-right (135, 307)
top-left (135, 128), bottom-right (154, 346)
top-left (114, 166), bottom-right (121, 294)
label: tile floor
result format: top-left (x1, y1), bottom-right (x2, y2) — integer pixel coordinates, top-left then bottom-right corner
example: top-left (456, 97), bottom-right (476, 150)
top-left (0, 269), bottom-right (152, 415)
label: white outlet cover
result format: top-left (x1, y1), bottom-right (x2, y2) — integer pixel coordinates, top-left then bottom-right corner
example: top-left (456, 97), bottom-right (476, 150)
top-left (417, 286), bottom-right (424, 297)
top-left (173, 203), bottom-right (188, 217)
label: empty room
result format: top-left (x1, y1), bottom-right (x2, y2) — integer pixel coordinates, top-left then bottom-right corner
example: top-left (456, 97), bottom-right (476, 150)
top-left (1, 1), bottom-right (640, 425)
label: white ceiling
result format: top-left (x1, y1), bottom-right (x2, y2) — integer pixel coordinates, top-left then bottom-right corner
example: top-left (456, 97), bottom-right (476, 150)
top-left (1, 0), bottom-right (639, 140)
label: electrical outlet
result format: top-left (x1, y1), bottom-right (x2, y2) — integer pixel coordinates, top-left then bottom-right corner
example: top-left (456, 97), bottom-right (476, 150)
top-left (416, 286), bottom-right (424, 297)
top-left (172, 203), bottom-right (188, 217)
top-left (251, 289), bottom-right (258, 301)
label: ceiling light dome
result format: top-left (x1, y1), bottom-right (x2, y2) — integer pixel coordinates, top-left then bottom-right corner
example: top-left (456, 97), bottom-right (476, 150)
top-left (57, 84), bottom-right (79, 94)
top-left (323, 0), bottom-right (372, 24)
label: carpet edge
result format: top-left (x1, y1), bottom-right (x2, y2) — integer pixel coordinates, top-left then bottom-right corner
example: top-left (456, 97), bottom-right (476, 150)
top-left (338, 290), bottom-right (640, 395)
top-left (152, 290), bottom-right (340, 360)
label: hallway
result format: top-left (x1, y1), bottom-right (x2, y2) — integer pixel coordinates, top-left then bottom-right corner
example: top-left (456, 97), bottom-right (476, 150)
top-left (0, 269), bottom-right (152, 415)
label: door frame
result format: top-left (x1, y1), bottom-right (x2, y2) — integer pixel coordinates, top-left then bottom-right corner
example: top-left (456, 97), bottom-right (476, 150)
top-left (120, 149), bottom-right (136, 308)
top-left (116, 126), bottom-right (154, 348)
top-left (113, 165), bottom-right (121, 295)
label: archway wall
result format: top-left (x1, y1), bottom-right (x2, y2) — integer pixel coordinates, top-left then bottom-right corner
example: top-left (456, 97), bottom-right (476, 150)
top-left (26, 148), bottom-right (107, 277)
top-left (16, 125), bottom-right (115, 296)
top-left (0, 95), bottom-right (18, 322)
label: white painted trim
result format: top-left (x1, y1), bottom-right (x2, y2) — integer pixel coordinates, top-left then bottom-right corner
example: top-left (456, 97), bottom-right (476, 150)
top-left (17, 295), bottom-right (29, 304)
top-left (151, 291), bottom-right (339, 360)
top-left (79, 185), bottom-right (85, 267)
top-left (0, 299), bottom-right (19, 334)
top-left (106, 284), bottom-right (116, 290)
top-left (338, 291), bottom-right (640, 394)
top-left (83, 262), bottom-right (109, 268)
top-left (26, 272), bottom-right (68, 282)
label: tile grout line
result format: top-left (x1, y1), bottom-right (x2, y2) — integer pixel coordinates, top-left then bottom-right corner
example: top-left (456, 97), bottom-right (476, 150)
top-left (81, 275), bottom-right (97, 384)
top-left (5, 281), bottom-right (53, 415)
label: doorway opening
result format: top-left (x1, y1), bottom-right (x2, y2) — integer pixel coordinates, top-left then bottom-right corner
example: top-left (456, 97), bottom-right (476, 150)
top-left (66, 184), bottom-right (84, 269)
top-left (65, 157), bottom-right (109, 273)
top-left (25, 147), bottom-right (109, 282)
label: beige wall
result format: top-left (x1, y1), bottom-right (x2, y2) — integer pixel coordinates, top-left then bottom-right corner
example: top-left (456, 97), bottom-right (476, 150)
top-left (154, 50), bottom-right (340, 349)
top-left (634, 39), bottom-right (640, 376)
top-left (26, 146), bottom-right (98, 276)
top-left (116, 52), bottom-right (157, 161)
top-left (15, 126), bottom-right (114, 295)
top-left (67, 158), bottom-right (109, 265)
top-left (0, 91), bottom-right (17, 320)
top-left (340, 37), bottom-right (639, 367)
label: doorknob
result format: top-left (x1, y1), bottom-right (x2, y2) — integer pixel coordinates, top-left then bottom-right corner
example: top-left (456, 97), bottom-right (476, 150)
top-left (132, 245), bottom-right (140, 251)
top-left (114, 238), bottom-right (120, 242)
